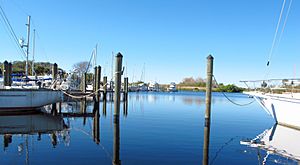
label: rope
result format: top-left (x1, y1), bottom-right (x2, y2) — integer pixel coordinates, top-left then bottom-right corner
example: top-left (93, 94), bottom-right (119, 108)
top-left (266, 0), bottom-right (286, 67)
top-left (61, 83), bottom-right (109, 99)
top-left (213, 75), bottom-right (255, 106)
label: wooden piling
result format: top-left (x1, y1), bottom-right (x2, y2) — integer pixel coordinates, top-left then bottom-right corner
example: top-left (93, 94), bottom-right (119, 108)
top-left (103, 76), bottom-right (108, 100)
top-left (94, 66), bottom-right (97, 92)
top-left (3, 61), bottom-right (9, 86)
top-left (8, 62), bottom-right (12, 86)
top-left (96, 66), bottom-right (101, 100)
top-left (202, 55), bottom-right (214, 165)
top-left (52, 63), bottom-right (58, 80)
top-left (114, 53), bottom-right (123, 116)
top-left (82, 73), bottom-right (87, 93)
top-left (124, 77), bottom-right (129, 101)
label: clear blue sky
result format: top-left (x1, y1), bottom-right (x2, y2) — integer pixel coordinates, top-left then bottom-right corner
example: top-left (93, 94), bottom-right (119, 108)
top-left (0, 0), bottom-right (299, 85)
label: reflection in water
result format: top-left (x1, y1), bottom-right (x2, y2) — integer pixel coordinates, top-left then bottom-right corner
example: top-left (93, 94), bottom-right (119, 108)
top-left (202, 119), bottom-right (210, 165)
top-left (0, 110), bottom-right (68, 160)
top-left (123, 101), bottom-right (128, 117)
top-left (113, 116), bottom-right (121, 165)
top-left (241, 124), bottom-right (300, 164)
top-left (103, 99), bottom-right (107, 116)
top-left (127, 92), bottom-right (223, 106)
top-left (93, 101), bottom-right (100, 144)
top-left (0, 112), bottom-right (66, 135)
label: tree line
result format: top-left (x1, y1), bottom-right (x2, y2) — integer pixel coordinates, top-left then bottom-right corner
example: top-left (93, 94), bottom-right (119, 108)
top-left (0, 61), bottom-right (61, 76)
top-left (179, 76), bottom-right (243, 92)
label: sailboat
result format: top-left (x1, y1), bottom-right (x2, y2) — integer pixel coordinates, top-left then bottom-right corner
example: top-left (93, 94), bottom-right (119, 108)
top-left (242, 0), bottom-right (300, 129)
top-left (0, 15), bottom-right (63, 110)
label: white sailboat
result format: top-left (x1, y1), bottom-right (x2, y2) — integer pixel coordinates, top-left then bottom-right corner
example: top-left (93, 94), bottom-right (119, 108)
top-left (241, 0), bottom-right (300, 129)
top-left (0, 88), bottom-right (62, 110)
top-left (244, 86), bottom-right (300, 129)
top-left (0, 15), bottom-right (63, 110)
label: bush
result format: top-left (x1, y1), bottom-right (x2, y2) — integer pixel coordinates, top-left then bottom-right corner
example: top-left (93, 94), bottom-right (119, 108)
top-left (216, 84), bottom-right (243, 93)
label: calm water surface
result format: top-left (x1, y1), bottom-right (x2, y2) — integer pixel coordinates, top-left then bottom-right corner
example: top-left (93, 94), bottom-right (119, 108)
top-left (0, 92), bottom-right (298, 164)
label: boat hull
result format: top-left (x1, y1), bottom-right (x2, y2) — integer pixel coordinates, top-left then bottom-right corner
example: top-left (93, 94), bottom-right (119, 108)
top-left (0, 89), bottom-right (63, 110)
top-left (246, 92), bottom-right (300, 129)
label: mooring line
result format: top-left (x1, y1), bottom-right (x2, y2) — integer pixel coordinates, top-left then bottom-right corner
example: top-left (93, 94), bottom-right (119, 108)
top-left (60, 83), bottom-right (109, 99)
top-left (213, 75), bottom-right (255, 106)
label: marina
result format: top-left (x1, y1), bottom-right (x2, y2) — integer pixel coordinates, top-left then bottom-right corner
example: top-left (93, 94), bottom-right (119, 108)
top-left (0, 0), bottom-right (299, 164)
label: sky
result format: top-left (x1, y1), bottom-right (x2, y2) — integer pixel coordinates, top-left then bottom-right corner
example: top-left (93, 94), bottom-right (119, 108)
top-left (0, 0), bottom-right (299, 86)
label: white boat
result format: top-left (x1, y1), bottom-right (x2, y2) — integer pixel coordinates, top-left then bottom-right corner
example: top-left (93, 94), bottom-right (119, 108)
top-left (0, 88), bottom-right (63, 110)
top-left (167, 82), bottom-right (178, 92)
top-left (243, 79), bottom-right (300, 129)
top-left (138, 83), bottom-right (148, 92)
top-left (241, 124), bottom-right (300, 162)
top-left (148, 81), bottom-right (159, 92)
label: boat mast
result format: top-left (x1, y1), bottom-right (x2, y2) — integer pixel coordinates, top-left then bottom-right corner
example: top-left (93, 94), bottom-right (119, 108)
top-left (25, 16), bottom-right (31, 77)
top-left (93, 44), bottom-right (97, 68)
top-left (32, 29), bottom-right (35, 76)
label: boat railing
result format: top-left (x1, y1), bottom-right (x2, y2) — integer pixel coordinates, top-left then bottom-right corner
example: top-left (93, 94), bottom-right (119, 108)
top-left (240, 78), bottom-right (300, 94)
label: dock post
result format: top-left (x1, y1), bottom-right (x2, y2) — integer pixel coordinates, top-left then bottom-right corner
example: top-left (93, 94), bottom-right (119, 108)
top-left (96, 66), bottom-right (101, 101)
top-left (82, 73), bottom-right (87, 93)
top-left (112, 53), bottom-right (122, 165)
top-left (3, 61), bottom-right (9, 86)
top-left (114, 53), bottom-right (123, 117)
top-left (8, 62), bottom-right (12, 86)
top-left (94, 66), bottom-right (97, 92)
top-left (202, 55), bottom-right (214, 165)
top-left (103, 76), bottom-right (108, 101)
top-left (52, 63), bottom-right (58, 80)
top-left (124, 77), bottom-right (128, 101)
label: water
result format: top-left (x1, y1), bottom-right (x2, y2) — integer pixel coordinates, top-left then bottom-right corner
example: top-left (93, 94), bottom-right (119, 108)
top-left (0, 92), bottom-right (298, 164)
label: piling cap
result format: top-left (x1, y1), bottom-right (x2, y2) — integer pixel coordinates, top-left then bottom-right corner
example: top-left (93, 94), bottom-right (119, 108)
top-left (207, 55), bottom-right (214, 60)
top-left (116, 52), bottom-right (123, 58)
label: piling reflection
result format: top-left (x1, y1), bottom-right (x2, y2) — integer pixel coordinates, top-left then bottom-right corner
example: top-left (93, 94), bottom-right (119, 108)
top-left (113, 115), bottom-right (121, 165)
top-left (93, 101), bottom-right (100, 144)
top-left (103, 99), bottom-right (107, 116)
top-left (123, 101), bottom-right (128, 117)
top-left (202, 118), bottom-right (211, 165)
